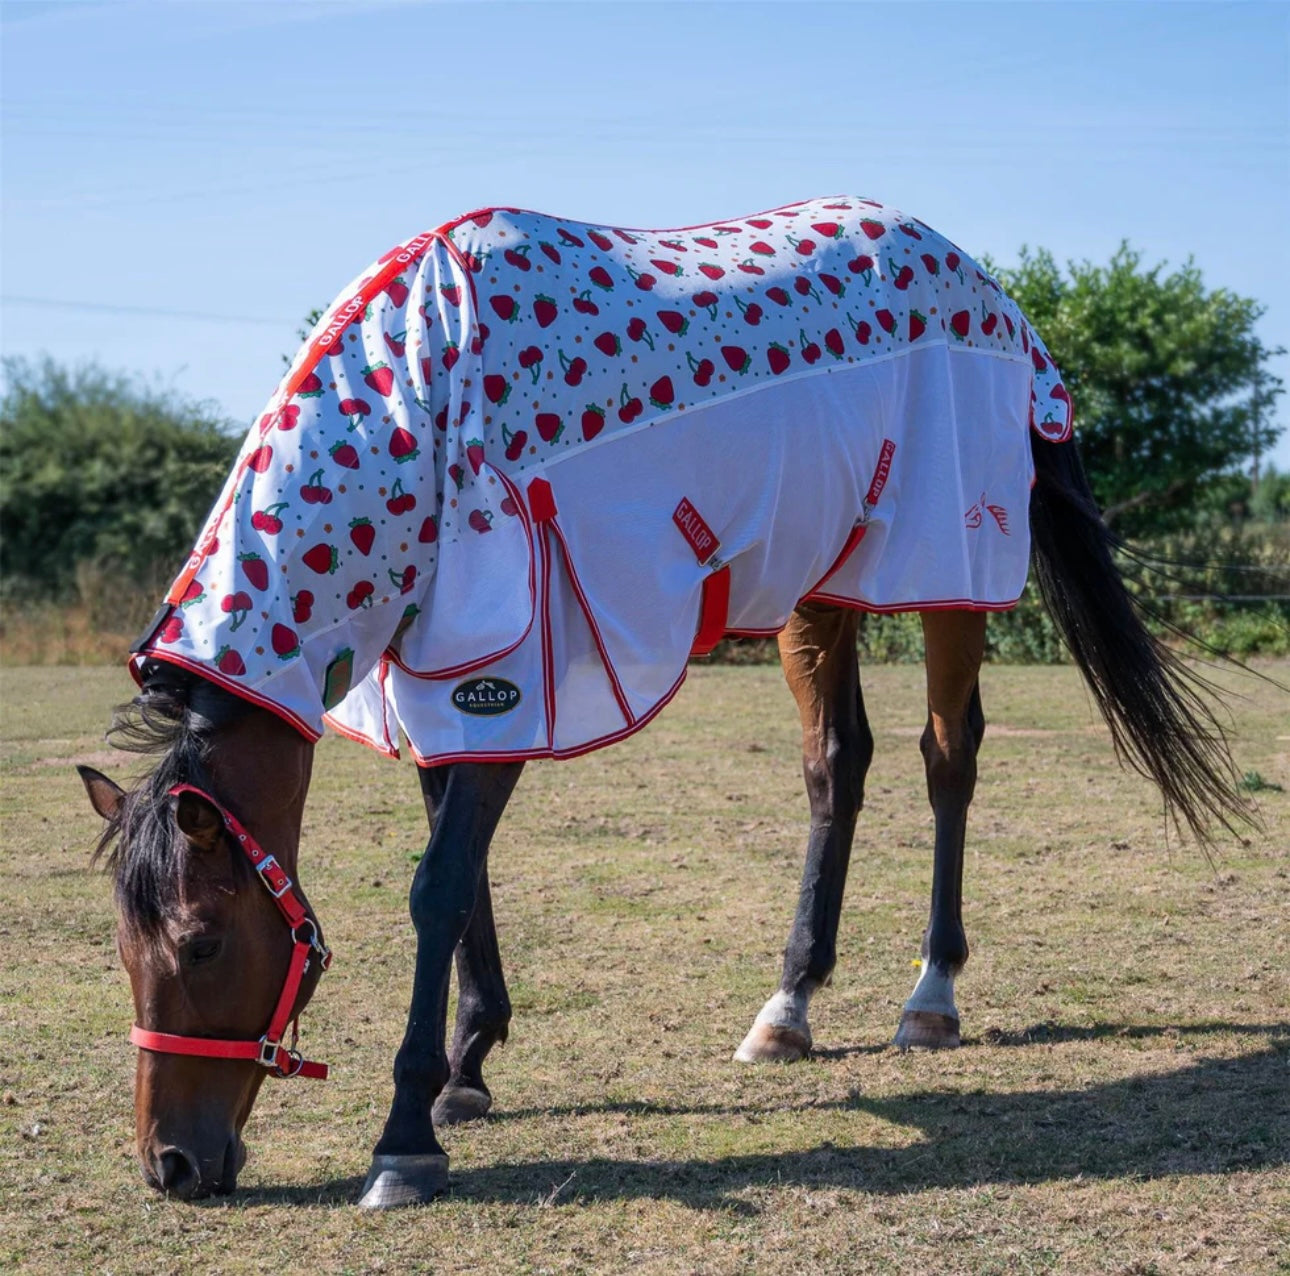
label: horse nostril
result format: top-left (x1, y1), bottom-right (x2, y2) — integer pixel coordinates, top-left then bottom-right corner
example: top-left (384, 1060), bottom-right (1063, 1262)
top-left (157, 1148), bottom-right (201, 1198)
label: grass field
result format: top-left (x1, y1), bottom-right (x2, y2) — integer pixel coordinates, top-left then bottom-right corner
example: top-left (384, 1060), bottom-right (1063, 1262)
top-left (1, 661), bottom-right (1287, 1275)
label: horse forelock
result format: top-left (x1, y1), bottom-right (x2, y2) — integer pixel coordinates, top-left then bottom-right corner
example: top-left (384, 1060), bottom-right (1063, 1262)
top-left (97, 668), bottom-right (248, 941)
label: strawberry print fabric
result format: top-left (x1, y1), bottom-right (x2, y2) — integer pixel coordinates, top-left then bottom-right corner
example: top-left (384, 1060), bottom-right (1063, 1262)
top-left (136, 196), bottom-right (1073, 759)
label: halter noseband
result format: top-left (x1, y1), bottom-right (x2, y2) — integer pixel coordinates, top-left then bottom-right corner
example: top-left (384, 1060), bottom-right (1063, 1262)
top-left (128, 783), bottom-right (332, 1080)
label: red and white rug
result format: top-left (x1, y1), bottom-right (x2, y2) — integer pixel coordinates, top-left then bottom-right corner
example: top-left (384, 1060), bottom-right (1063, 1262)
top-left (136, 195), bottom-right (1072, 763)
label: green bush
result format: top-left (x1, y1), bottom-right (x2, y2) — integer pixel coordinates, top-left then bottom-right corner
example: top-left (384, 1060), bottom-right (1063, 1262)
top-left (989, 246), bottom-right (1284, 538)
top-left (0, 357), bottom-right (240, 601)
top-left (1123, 523), bottom-right (1290, 655)
top-left (1198, 607), bottom-right (1290, 658)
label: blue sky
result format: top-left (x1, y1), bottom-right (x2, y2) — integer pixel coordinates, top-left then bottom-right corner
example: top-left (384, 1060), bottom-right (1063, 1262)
top-left (4, 0), bottom-right (1288, 467)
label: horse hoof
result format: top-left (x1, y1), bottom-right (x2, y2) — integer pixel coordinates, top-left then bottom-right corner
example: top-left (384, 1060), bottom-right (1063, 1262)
top-left (894, 1010), bottom-right (961, 1050)
top-left (733, 1021), bottom-right (812, 1063)
top-left (357, 1153), bottom-right (449, 1209)
top-left (432, 1084), bottom-right (492, 1126)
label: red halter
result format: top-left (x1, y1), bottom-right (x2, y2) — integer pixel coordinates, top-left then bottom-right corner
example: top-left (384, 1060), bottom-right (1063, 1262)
top-left (128, 784), bottom-right (332, 1080)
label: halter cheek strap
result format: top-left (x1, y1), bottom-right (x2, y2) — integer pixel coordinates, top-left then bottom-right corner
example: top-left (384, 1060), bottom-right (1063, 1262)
top-left (128, 784), bottom-right (332, 1081)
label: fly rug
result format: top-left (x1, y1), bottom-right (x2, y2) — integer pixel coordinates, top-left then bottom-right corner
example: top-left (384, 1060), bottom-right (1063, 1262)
top-left (146, 195), bottom-right (1071, 756)
top-left (89, 194), bottom-right (1240, 1209)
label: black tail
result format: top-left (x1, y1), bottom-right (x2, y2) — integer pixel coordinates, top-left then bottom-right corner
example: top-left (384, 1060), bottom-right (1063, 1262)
top-left (1028, 435), bottom-right (1250, 845)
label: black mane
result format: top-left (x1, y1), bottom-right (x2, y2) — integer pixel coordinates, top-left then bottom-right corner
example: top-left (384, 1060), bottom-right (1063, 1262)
top-left (95, 661), bottom-right (250, 939)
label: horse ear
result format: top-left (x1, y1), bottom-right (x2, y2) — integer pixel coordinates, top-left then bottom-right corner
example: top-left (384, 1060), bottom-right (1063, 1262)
top-left (173, 790), bottom-right (223, 853)
top-left (78, 765), bottom-right (125, 821)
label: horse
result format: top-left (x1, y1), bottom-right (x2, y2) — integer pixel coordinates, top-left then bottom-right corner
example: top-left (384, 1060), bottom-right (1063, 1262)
top-left (77, 196), bottom-right (1247, 1209)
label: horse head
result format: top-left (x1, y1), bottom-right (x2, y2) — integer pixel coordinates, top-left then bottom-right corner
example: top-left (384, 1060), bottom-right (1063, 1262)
top-left (79, 664), bottom-right (320, 1199)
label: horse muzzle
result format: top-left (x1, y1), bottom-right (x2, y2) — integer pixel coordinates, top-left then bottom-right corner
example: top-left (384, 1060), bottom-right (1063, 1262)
top-left (143, 1136), bottom-right (246, 1199)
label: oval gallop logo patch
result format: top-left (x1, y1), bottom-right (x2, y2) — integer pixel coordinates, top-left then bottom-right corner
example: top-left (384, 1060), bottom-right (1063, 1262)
top-left (451, 677), bottom-right (522, 716)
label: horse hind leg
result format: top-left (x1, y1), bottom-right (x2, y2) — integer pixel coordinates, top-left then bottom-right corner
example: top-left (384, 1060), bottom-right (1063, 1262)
top-left (895, 609), bottom-right (986, 1051)
top-left (433, 866), bottom-right (510, 1125)
top-left (735, 602), bottom-right (873, 1063)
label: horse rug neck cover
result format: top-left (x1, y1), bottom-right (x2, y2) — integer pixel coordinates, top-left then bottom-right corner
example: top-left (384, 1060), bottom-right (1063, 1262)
top-left (137, 196), bottom-right (1072, 763)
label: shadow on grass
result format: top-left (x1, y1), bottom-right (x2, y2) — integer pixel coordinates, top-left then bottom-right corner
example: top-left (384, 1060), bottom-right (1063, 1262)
top-left (974, 1019), bottom-right (1290, 1048)
top-left (234, 1026), bottom-right (1288, 1210)
top-left (466, 1020), bottom-right (1286, 1123)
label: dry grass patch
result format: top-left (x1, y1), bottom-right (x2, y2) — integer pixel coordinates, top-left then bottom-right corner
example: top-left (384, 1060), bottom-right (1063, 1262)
top-left (1, 661), bottom-right (1287, 1274)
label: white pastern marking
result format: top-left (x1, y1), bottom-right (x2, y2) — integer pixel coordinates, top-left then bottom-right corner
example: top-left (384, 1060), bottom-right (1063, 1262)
top-left (752, 988), bottom-right (812, 1032)
top-left (903, 960), bottom-right (958, 1018)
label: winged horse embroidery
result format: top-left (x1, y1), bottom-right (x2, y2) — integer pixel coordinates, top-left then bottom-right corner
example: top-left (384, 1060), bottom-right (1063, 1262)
top-left (965, 492), bottom-right (1010, 534)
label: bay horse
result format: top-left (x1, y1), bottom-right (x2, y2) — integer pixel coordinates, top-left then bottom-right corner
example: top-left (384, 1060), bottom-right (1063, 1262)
top-left (78, 196), bottom-right (1246, 1208)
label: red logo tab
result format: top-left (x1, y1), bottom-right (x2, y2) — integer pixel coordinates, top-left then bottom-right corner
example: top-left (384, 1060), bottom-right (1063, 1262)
top-left (526, 477), bottom-right (557, 523)
top-left (673, 498), bottom-right (719, 564)
top-left (865, 438), bottom-right (896, 508)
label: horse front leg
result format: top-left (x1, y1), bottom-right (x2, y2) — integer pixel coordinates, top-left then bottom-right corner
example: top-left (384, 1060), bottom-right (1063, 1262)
top-left (735, 601), bottom-right (873, 1062)
top-left (359, 760), bottom-right (523, 1209)
top-left (895, 610), bottom-right (986, 1050)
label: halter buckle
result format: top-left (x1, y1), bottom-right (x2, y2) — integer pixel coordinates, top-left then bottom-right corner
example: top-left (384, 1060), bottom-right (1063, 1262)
top-left (254, 854), bottom-right (293, 898)
top-left (257, 1036), bottom-right (285, 1071)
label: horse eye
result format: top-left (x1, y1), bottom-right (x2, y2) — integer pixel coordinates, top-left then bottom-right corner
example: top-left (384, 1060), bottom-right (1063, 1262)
top-left (183, 937), bottom-right (222, 966)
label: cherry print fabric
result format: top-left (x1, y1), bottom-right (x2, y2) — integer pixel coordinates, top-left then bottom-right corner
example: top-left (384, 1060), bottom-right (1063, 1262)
top-left (135, 196), bottom-right (1072, 761)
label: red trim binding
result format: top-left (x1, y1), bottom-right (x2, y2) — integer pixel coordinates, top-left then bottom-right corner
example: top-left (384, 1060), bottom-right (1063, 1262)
top-left (129, 784), bottom-right (332, 1081)
top-left (545, 515), bottom-right (635, 727)
top-left (1030, 389), bottom-right (1074, 443)
top-left (691, 567), bottom-right (731, 656)
top-left (721, 623), bottom-right (788, 639)
top-left (806, 593), bottom-right (1024, 613)
top-left (803, 437), bottom-right (895, 599)
top-left (376, 657), bottom-right (397, 754)
top-left (806, 523), bottom-right (868, 598)
top-left (538, 523), bottom-right (557, 750)
top-left (130, 650), bottom-right (322, 742)
top-left (408, 663), bottom-right (690, 768)
top-left (437, 195), bottom-right (840, 241)
top-left (326, 629), bottom-right (399, 757)
top-left (324, 711), bottom-right (401, 759)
